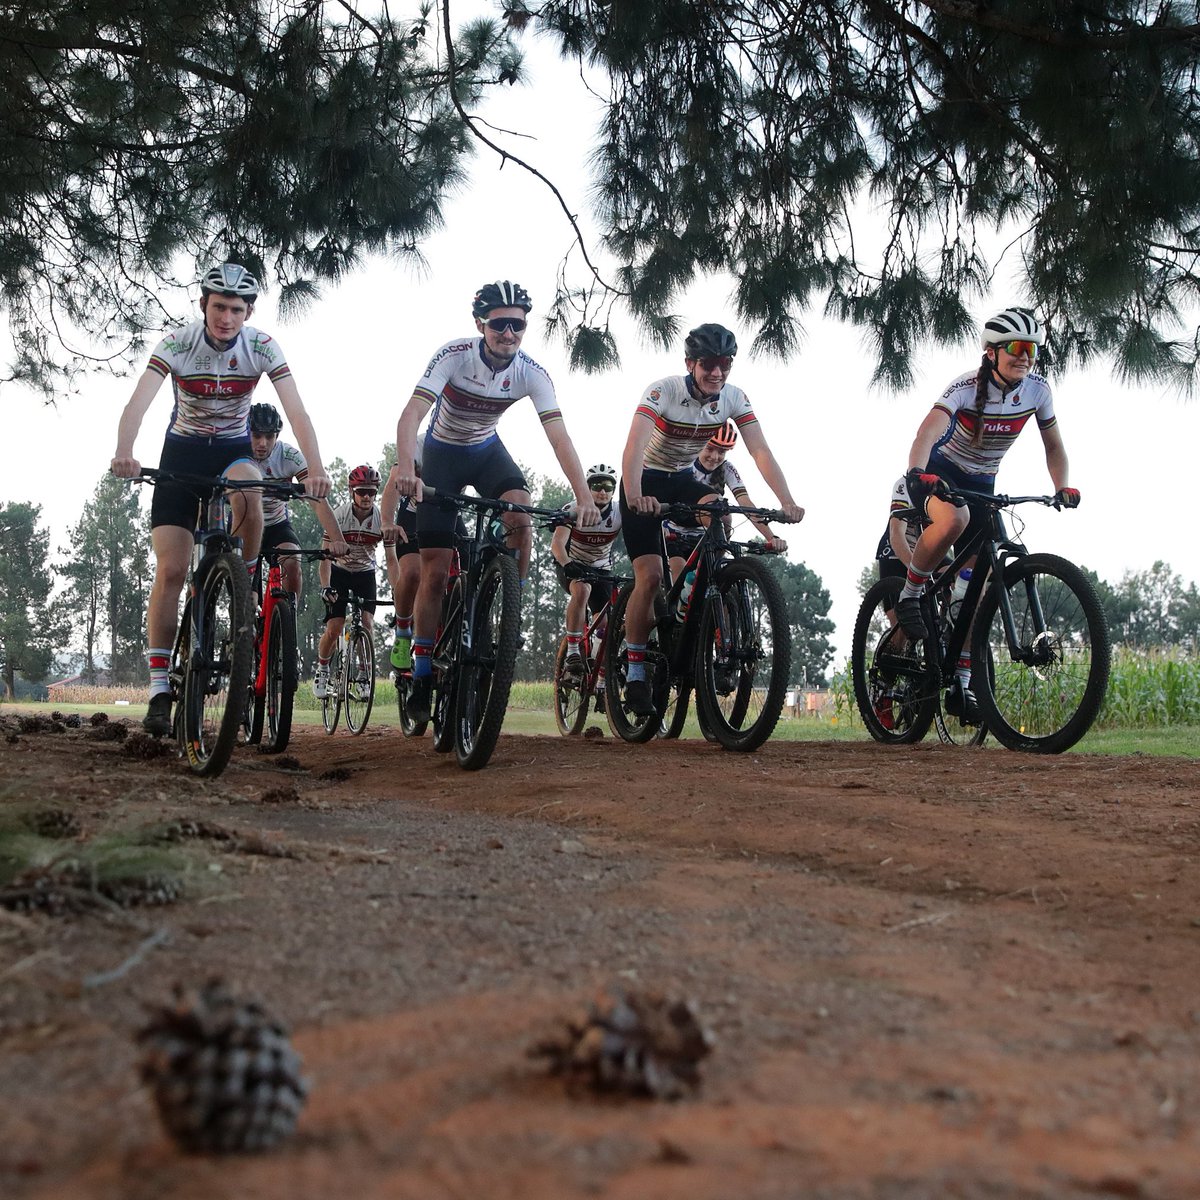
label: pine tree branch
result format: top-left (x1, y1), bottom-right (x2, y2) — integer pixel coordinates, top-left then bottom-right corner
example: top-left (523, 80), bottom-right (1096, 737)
top-left (439, 0), bottom-right (623, 297)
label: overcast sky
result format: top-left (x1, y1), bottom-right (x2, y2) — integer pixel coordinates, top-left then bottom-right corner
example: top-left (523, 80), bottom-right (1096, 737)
top-left (5, 5), bottom-right (1199, 666)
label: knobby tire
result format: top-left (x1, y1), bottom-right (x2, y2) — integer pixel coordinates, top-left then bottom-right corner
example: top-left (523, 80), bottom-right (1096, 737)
top-left (603, 582), bottom-right (661, 744)
top-left (263, 599), bottom-right (297, 752)
top-left (344, 626), bottom-right (375, 735)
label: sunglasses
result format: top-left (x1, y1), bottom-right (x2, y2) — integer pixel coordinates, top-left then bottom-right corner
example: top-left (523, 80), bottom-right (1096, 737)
top-left (352, 488), bottom-right (377, 497)
top-left (590, 482), bottom-right (615, 493)
top-left (696, 355), bottom-right (733, 372)
top-left (998, 340), bottom-right (1038, 359)
top-left (484, 317), bottom-right (527, 333)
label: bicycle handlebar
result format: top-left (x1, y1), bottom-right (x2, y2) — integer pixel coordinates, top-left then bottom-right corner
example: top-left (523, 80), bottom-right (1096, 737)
top-left (135, 467), bottom-right (308, 500)
top-left (660, 497), bottom-right (798, 524)
top-left (419, 483), bottom-right (571, 521)
top-left (894, 490), bottom-right (1064, 521)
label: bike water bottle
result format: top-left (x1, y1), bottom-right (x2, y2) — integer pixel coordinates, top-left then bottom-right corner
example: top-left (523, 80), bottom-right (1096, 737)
top-left (675, 569), bottom-right (696, 621)
top-left (950, 568), bottom-right (972, 621)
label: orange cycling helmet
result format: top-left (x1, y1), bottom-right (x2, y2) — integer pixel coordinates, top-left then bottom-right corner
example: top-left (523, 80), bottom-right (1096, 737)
top-left (707, 419), bottom-right (738, 449)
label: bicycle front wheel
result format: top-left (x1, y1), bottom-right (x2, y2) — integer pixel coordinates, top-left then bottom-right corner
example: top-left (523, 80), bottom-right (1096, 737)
top-left (603, 583), bottom-right (662, 744)
top-left (182, 553), bottom-right (255, 777)
top-left (973, 552), bottom-right (1111, 754)
top-left (455, 555), bottom-right (522, 769)
top-left (343, 627), bottom-right (375, 735)
top-left (851, 577), bottom-right (938, 744)
top-left (263, 599), bottom-right (297, 752)
top-left (553, 636), bottom-right (590, 736)
top-left (693, 559), bottom-right (790, 751)
top-left (321, 653), bottom-right (341, 734)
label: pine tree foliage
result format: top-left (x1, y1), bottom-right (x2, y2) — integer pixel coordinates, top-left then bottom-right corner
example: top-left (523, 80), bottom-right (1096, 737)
top-left (531, 0), bottom-right (1200, 387)
top-left (0, 502), bottom-right (67, 696)
top-left (0, 0), bottom-right (519, 392)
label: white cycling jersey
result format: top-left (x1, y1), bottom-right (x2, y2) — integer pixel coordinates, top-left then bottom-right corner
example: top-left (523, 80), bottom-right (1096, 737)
top-left (325, 500), bottom-right (382, 573)
top-left (412, 338), bottom-right (562, 447)
top-left (635, 375), bottom-right (757, 472)
top-left (255, 441), bottom-right (308, 526)
top-left (564, 500), bottom-right (622, 569)
top-left (930, 370), bottom-right (1057, 476)
top-left (147, 320), bottom-right (291, 440)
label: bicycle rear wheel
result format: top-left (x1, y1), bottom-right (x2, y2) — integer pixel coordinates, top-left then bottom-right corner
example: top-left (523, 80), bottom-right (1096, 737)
top-left (553, 636), bottom-right (590, 736)
top-left (973, 552), bottom-right (1110, 754)
top-left (182, 553), bottom-right (255, 777)
top-left (455, 555), bottom-right (521, 769)
top-left (851, 577), bottom-right (938, 744)
top-left (693, 558), bottom-right (791, 751)
top-left (603, 583), bottom-right (662, 744)
top-left (263, 598), bottom-right (297, 752)
top-left (245, 615), bottom-right (264, 746)
top-left (658, 679), bottom-right (691, 739)
top-left (343, 626), bottom-right (375, 735)
top-left (321, 653), bottom-right (341, 734)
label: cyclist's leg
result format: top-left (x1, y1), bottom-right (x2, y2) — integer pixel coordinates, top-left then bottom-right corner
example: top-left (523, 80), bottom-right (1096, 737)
top-left (473, 438), bottom-right (529, 577)
top-left (222, 456), bottom-right (264, 565)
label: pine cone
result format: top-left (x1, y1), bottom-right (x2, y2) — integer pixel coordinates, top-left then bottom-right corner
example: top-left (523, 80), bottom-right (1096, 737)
top-left (532, 988), bottom-right (714, 1100)
top-left (138, 980), bottom-right (309, 1153)
top-left (25, 808), bottom-right (83, 839)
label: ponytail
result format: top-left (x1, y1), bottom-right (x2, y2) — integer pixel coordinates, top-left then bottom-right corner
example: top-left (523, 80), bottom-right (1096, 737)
top-left (971, 353), bottom-right (992, 448)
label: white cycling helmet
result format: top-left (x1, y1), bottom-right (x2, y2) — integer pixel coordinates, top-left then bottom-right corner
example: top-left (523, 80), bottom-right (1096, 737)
top-left (586, 463), bottom-right (617, 487)
top-left (201, 262), bottom-right (259, 301)
top-left (980, 308), bottom-right (1044, 349)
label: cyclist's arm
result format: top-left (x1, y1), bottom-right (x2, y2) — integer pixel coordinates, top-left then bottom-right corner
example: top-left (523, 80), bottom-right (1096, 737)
top-left (395, 396), bottom-right (429, 500)
top-left (907, 406), bottom-right (952, 471)
top-left (621, 412), bottom-right (658, 513)
top-left (318, 550), bottom-right (333, 590)
top-left (315, 499), bottom-right (348, 558)
top-left (543, 421), bottom-right (599, 528)
top-left (887, 516), bottom-right (913, 565)
top-left (1039, 422), bottom-right (1071, 491)
top-left (739, 420), bottom-right (804, 523)
top-left (111, 368), bottom-right (166, 476)
top-left (380, 466), bottom-right (403, 544)
top-left (271, 376), bottom-right (331, 499)
top-left (551, 525), bottom-right (571, 566)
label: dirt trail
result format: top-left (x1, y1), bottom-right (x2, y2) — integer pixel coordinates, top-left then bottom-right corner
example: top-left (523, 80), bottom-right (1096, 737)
top-left (2, 717), bottom-right (1199, 1199)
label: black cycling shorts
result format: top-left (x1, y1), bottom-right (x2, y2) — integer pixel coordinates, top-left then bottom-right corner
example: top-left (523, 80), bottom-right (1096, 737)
top-left (926, 454), bottom-right (1000, 554)
top-left (388, 505), bottom-right (420, 559)
top-left (326, 565), bottom-right (377, 619)
top-left (620, 469), bottom-right (714, 562)
top-left (150, 436), bottom-right (255, 531)
top-left (416, 435), bottom-right (527, 549)
top-left (261, 519), bottom-right (300, 557)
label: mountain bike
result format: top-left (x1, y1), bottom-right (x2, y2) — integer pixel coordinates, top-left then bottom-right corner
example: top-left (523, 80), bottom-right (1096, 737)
top-left (320, 591), bottom-right (388, 736)
top-left (415, 487), bottom-right (566, 770)
top-left (136, 469), bottom-right (304, 776)
top-left (852, 489), bottom-right (1111, 754)
top-left (244, 546), bottom-right (327, 754)
top-left (605, 499), bottom-right (795, 752)
top-left (551, 567), bottom-right (632, 736)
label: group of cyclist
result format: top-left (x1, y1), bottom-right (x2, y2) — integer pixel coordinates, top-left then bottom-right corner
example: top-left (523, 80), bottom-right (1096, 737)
top-left (111, 259), bottom-right (1075, 744)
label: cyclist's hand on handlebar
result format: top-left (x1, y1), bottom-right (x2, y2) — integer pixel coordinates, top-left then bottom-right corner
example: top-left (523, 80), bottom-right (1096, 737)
top-left (574, 498), bottom-right (601, 528)
top-left (395, 470), bottom-right (422, 503)
top-left (777, 502), bottom-right (804, 524)
top-left (111, 455), bottom-right (141, 479)
top-left (628, 492), bottom-right (660, 516)
top-left (905, 467), bottom-right (948, 508)
top-left (304, 470), bottom-right (332, 500)
top-left (382, 521), bottom-right (398, 546)
top-left (1055, 486), bottom-right (1081, 509)
top-left (325, 537), bottom-right (348, 558)
top-left (563, 559), bottom-right (588, 581)
top-left (320, 587), bottom-right (339, 605)
top-left (763, 534), bottom-right (788, 553)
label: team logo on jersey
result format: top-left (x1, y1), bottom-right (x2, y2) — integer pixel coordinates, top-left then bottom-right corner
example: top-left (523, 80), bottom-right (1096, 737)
top-left (649, 388), bottom-right (662, 402)
top-left (1011, 395), bottom-right (1021, 405)
top-left (195, 354), bottom-right (212, 371)
top-left (708, 401), bottom-right (720, 415)
top-left (228, 355), bottom-right (239, 371)
top-left (501, 377), bottom-right (511, 391)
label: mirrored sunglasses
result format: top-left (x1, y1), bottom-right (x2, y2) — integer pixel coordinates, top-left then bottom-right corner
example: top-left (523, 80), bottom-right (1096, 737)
top-left (999, 339), bottom-right (1038, 359)
top-left (697, 355), bottom-right (733, 372)
top-left (352, 488), bottom-right (377, 497)
top-left (485, 317), bottom-right (527, 333)
top-left (590, 481), bottom-right (615, 493)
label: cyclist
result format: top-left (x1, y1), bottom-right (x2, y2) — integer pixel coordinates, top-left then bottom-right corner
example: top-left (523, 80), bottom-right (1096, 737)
top-left (314, 465), bottom-right (384, 699)
top-left (551, 463), bottom-right (622, 680)
top-left (110, 263), bottom-right (332, 737)
top-left (663, 419), bottom-right (789, 583)
top-left (894, 307), bottom-right (1079, 720)
top-left (619, 323), bottom-right (804, 717)
top-left (394, 280), bottom-right (600, 723)
top-left (875, 473), bottom-right (921, 585)
top-left (249, 402), bottom-right (346, 595)
top-left (380, 457), bottom-right (422, 673)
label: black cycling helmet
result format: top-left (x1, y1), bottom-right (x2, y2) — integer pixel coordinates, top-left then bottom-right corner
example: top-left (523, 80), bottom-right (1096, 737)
top-left (200, 262), bottom-right (259, 302)
top-left (249, 403), bottom-right (283, 434)
top-left (472, 280), bottom-right (532, 319)
top-left (685, 323), bottom-right (738, 359)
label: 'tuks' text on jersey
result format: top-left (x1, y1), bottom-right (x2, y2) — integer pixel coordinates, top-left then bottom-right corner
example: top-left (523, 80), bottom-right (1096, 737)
top-left (564, 500), bottom-right (622, 569)
top-left (148, 320), bottom-right (291, 440)
top-left (412, 339), bottom-right (562, 447)
top-left (931, 371), bottom-right (1056, 477)
top-left (636, 376), bottom-right (757, 472)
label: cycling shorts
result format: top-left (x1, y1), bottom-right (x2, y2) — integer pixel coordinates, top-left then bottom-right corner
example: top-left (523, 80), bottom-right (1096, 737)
top-left (556, 563), bottom-right (612, 614)
top-left (261, 519), bottom-right (300, 558)
top-left (926, 453), bottom-right (998, 555)
top-left (620, 469), bottom-right (715, 562)
top-left (150, 436), bottom-right (255, 531)
top-left (416, 435), bottom-right (527, 549)
top-left (326, 564), bottom-right (377, 619)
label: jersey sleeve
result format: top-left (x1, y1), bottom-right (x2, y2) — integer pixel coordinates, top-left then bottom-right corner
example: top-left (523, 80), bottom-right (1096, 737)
top-left (520, 353), bottom-right (563, 428)
top-left (1033, 377), bottom-right (1057, 430)
top-left (412, 341), bottom-right (464, 408)
top-left (250, 330), bottom-right (291, 384)
top-left (723, 461), bottom-right (750, 499)
top-left (280, 442), bottom-right (308, 480)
